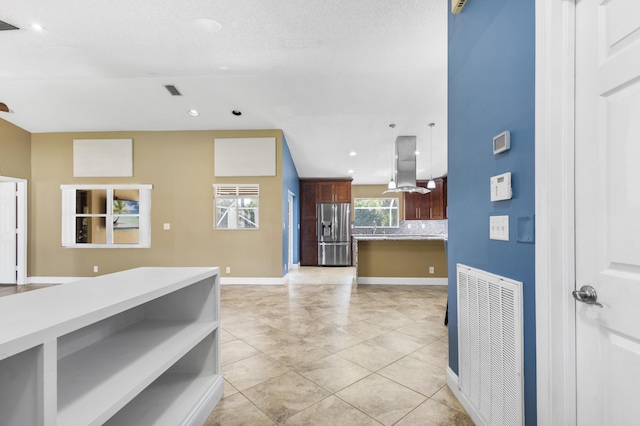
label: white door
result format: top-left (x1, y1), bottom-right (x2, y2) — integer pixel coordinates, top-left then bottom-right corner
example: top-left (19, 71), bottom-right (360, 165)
top-left (575, 1), bottom-right (640, 424)
top-left (0, 182), bottom-right (17, 284)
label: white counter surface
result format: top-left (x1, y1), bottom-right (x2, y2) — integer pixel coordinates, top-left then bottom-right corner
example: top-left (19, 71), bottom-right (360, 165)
top-left (0, 266), bottom-right (217, 360)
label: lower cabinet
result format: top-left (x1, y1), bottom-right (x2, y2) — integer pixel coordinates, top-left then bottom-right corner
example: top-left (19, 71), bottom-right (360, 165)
top-left (0, 267), bottom-right (222, 426)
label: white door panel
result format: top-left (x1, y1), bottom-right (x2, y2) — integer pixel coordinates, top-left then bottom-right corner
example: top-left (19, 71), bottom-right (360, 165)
top-left (575, 0), bottom-right (640, 424)
top-left (0, 182), bottom-right (17, 283)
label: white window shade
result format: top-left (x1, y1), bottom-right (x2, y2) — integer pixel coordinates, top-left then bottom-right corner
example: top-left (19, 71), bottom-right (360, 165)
top-left (214, 184), bottom-right (260, 198)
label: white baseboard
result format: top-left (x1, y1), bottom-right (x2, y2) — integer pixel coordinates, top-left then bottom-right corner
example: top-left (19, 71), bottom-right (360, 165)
top-left (446, 367), bottom-right (486, 426)
top-left (356, 277), bottom-right (448, 285)
top-left (220, 277), bottom-right (286, 285)
top-left (28, 276), bottom-right (91, 284)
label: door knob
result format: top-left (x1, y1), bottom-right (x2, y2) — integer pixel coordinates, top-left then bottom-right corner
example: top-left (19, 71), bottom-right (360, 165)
top-left (572, 285), bottom-right (603, 308)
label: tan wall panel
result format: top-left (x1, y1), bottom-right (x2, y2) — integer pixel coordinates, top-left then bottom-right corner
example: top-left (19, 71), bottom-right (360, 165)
top-left (30, 129), bottom-right (284, 278)
top-left (357, 240), bottom-right (447, 278)
top-left (351, 184), bottom-right (404, 221)
top-left (0, 118), bottom-right (31, 179)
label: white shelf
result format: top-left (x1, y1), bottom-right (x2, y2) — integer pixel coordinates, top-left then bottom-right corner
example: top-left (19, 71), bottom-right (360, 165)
top-left (104, 372), bottom-right (224, 425)
top-left (58, 319), bottom-right (217, 426)
top-left (0, 267), bottom-right (221, 426)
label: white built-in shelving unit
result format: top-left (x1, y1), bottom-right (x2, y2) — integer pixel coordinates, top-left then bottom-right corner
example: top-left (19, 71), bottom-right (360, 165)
top-left (0, 267), bottom-right (222, 426)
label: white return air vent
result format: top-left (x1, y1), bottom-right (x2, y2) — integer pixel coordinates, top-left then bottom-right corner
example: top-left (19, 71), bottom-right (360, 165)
top-left (457, 264), bottom-right (523, 426)
top-left (452, 0), bottom-right (467, 14)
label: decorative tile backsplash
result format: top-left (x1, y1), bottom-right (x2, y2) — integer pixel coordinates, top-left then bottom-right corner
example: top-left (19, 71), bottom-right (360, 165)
top-left (352, 220), bottom-right (448, 236)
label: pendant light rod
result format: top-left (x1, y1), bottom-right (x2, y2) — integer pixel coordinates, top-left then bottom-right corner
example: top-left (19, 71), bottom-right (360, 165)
top-left (388, 123), bottom-right (397, 189)
top-left (427, 123), bottom-right (436, 189)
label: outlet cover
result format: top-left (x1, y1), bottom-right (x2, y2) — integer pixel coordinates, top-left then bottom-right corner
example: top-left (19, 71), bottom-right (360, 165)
top-left (163, 223), bottom-right (170, 230)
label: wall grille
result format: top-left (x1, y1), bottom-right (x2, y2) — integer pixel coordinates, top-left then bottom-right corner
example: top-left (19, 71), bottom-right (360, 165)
top-left (452, 0), bottom-right (467, 14)
top-left (457, 264), bottom-right (523, 426)
top-left (164, 85), bottom-right (182, 96)
top-left (0, 20), bottom-right (19, 31)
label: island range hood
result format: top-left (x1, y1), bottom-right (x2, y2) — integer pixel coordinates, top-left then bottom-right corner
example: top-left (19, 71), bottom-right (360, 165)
top-left (384, 135), bottom-right (430, 194)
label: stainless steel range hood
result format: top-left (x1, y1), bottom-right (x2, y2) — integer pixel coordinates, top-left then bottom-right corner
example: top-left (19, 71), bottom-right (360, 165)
top-left (384, 135), bottom-right (430, 194)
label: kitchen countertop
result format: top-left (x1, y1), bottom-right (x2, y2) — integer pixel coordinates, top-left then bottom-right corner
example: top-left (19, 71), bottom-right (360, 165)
top-left (352, 234), bottom-right (447, 241)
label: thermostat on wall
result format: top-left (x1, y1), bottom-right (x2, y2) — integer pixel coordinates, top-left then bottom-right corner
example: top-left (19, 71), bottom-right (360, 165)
top-left (493, 131), bottom-right (511, 154)
top-left (491, 172), bottom-right (512, 201)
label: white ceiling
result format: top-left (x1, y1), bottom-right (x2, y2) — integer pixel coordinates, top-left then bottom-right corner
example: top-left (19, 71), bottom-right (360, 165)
top-left (0, 0), bottom-right (448, 184)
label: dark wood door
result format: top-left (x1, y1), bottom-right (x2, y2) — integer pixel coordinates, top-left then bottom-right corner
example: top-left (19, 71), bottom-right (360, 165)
top-left (300, 181), bottom-right (318, 219)
top-left (300, 181), bottom-right (319, 265)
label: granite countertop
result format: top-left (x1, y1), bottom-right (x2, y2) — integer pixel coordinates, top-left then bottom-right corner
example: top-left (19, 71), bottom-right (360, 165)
top-left (352, 234), bottom-right (447, 241)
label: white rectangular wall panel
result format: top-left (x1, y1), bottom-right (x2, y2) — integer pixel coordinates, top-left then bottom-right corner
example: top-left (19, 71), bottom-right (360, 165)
top-left (214, 137), bottom-right (276, 177)
top-left (74, 139), bottom-right (133, 177)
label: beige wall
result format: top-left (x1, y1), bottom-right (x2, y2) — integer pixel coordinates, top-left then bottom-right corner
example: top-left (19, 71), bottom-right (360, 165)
top-left (351, 184), bottom-right (404, 221)
top-left (357, 240), bottom-right (447, 278)
top-left (0, 118), bottom-right (31, 179)
top-left (30, 129), bottom-right (285, 278)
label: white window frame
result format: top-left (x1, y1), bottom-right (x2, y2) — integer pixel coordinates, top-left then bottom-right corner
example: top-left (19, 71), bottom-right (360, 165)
top-left (213, 184), bottom-right (260, 230)
top-left (353, 197), bottom-right (400, 228)
top-left (61, 184), bottom-right (152, 248)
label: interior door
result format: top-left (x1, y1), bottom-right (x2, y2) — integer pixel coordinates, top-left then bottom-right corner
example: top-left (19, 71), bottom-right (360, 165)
top-left (0, 182), bottom-right (17, 284)
top-left (575, 1), bottom-right (640, 424)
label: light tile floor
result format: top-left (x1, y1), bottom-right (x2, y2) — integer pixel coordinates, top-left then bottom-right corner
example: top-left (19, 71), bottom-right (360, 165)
top-left (206, 267), bottom-right (472, 425)
top-left (0, 270), bottom-right (471, 425)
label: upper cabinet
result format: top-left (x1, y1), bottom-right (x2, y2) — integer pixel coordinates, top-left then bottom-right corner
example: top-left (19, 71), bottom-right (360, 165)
top-left (429, 178), bottom-right (447, 220)
top-left (404, 181), bottom-right (430, 220)
top-left (317, 181), bottom-right (351, 203)
top-left (404, 178), bottom-right (447, 220)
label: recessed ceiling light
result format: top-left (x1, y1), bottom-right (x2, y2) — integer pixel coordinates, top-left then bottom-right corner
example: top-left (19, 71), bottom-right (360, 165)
top-left (415, 150), bottom-right (420, 155)
top-left (32, 23), bottom-right (44, 31)
top-left (349, 151), bottom-right (357, 156)
top-left (231, 110), bottom-right (242, 116)
top-left (190, 18), bottom-right (222, 32)
top-left (188, 109), bottom-right (199, 117)
top-left (348, 170), bottom-right (354, 174)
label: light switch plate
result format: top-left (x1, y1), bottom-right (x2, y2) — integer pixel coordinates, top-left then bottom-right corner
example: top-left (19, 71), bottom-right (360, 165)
top-left (163, 223), bottom-right (171, 230)
top-left (490, 215), bottom-right (509, 241)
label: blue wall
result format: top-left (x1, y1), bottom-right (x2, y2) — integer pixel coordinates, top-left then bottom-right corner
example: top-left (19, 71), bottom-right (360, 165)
top-left (282, 133), bottom-right (300, 275)
top-left (447, 0), bottom-right (536, 424)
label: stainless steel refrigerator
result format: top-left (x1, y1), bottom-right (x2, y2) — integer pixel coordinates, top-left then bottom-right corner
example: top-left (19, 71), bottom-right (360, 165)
top-left (317, 203), bottom-right (351, 266)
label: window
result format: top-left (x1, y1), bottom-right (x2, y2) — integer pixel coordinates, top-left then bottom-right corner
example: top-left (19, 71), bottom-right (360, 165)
top-left (354, 198), bottom-right (399, 228)
top-left (214, 184), bottom-right (259, 229)
top-left (61, 184), bottom-right (152, 248)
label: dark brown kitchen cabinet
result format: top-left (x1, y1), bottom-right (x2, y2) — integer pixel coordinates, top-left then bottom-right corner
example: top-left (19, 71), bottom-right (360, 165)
top-left (429, 178), bottom-right (447, 220)
top-left (403, 178), bottom-right (447, 220)
top-left (317, 181), bottom-right (351, 203)
top-left (299, 178), bottom-right (352, 266)
top-left (404, 181), bottom-right (430, 220)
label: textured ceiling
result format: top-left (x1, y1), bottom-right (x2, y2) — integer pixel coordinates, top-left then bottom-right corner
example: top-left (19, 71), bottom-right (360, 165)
top-left (0, 0), bottom-right (448, 184)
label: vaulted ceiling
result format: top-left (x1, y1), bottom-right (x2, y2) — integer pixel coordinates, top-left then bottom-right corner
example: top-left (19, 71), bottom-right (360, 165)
top-left (0, 0), bottom-right (447, 184)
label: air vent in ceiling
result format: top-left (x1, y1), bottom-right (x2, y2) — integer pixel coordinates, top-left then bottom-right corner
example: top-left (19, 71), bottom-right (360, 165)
top-left (452, 0), bottom-right (467, 14)
top-left (0, 20), bottom-right (20, 31)
top-left (164, 85), bottom-right (182, 96)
